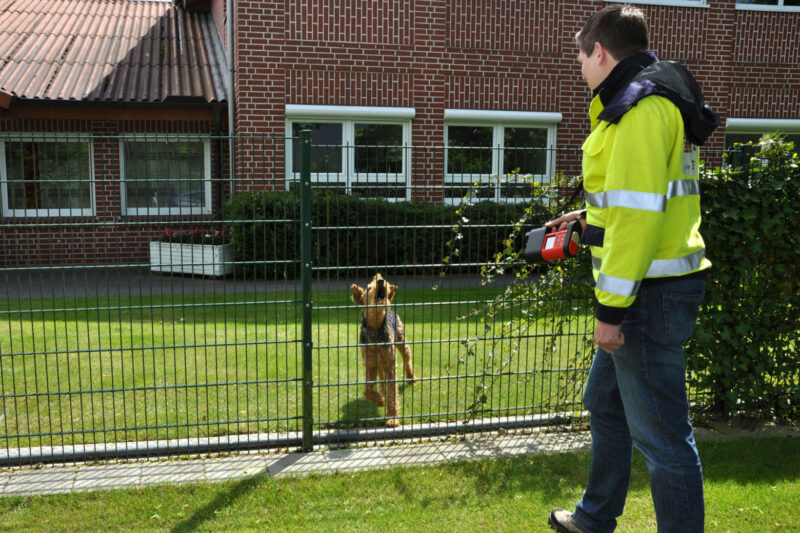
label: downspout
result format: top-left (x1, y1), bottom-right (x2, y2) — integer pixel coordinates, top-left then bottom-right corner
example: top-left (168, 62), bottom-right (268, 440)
top-left (227, 0), bottom-right (235, 194)
top-left (213, 103), bottom-right (224, 225)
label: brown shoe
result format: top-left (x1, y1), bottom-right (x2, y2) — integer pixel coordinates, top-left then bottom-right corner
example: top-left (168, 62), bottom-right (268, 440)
top-left (548, 509), bottom-right (585, 533)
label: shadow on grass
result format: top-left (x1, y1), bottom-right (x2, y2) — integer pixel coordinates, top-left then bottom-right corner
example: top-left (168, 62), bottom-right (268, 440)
top-left (168, 472), bottom-right (268, 533)
top-left (166, 434), bottom-right (798, 531)
top-left (333, 397), bottom-right (382, 428)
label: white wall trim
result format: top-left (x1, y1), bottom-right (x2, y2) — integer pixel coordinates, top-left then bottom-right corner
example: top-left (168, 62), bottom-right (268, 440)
top-left (604, 0), bottom-right (709, 8)
top-left (726, 118), bottom-right (800, 132)
top-left (735, 3), bottom-right (800, 13)
top-left (285, 105), bottom-right (416, 120)
top-left (444, 109), bottom-right (562, 125)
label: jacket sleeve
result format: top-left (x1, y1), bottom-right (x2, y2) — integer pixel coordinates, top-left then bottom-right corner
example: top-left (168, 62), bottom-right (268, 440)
top-left (594, 97), bottom-right (677, 324)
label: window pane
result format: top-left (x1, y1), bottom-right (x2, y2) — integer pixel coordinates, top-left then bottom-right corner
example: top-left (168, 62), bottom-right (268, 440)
top-left (447, 126), bottom-right (492, 175)
top-left (354, 123), bottom-right (403, 173)
top-left (5, 140), bottom-right (91, 211)
top-left (503, 127), bottom-right (548, 175)
top-left (724, 133), bottom-right (760, 149)
top-left (292, 122), bottom-right (342, 173)
top-left (736, 0), bottom-right (778, 4)
top-left (124, 141), bottom-right (205, 209)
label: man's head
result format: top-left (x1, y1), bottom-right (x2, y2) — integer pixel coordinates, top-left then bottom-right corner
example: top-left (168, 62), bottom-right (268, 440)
top-left (576, 5), bottom-right (649, 91)
top-left (576, 5), bottom-right (649, 61)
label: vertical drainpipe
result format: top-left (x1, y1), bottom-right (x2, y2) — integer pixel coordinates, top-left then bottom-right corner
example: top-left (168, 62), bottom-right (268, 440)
top-left (213, 104), bottom-right (224, 225)
top-left (227, 0), bottom-right (235, 194)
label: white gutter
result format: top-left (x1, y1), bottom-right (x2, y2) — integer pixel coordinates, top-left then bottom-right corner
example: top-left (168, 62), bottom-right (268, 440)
top-left (725, 118), bottom-right (800, 132)
top-left (285, 104), bottom-right (416, 120)
top-left (444, 109), bottom-right (562, 124)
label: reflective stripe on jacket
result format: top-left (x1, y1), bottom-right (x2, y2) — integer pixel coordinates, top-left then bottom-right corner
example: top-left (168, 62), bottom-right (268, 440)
top-left (583, 93), bottom-right (711, 323)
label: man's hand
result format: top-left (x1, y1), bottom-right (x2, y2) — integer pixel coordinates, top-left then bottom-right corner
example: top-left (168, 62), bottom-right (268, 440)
top-left (594, 320), bottom-right (624, 353)
top-left (546, 209), bottom-right (587, 232)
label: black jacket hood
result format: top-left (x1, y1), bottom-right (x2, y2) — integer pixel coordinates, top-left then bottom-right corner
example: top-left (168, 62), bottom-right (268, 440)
top-left (596, 51), bottom-right (721, 146)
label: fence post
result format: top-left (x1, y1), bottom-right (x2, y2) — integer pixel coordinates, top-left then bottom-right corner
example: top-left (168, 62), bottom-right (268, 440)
top-left (300, 130), bottom-right (314, 452)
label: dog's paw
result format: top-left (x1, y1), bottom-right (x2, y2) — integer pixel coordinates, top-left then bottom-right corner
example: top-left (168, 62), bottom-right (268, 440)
top-left (406, 375), bottom-right (418, 386)
top-left (385, 418), bottom-right (401, 428)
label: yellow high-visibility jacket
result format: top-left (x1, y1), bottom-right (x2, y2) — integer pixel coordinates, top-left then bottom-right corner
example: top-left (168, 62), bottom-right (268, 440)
top-left (583, 88), bottom-right (712, 325)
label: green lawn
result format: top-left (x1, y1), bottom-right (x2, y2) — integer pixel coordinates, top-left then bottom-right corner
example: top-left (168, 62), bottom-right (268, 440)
top-left (1, 285), bottom-right (594, 448)
top-left (0, 434), bottom-right (797, 532)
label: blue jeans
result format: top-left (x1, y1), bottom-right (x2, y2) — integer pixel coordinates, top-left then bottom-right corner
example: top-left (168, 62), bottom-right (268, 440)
top-left (572, 278), bottom-right (706, 533)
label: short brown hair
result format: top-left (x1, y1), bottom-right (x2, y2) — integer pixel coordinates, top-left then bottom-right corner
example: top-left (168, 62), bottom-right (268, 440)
top-left (576, 4), bottom-right (649, 61)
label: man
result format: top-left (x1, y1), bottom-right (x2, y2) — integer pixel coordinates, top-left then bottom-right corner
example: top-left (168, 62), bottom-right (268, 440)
top-left (546, 5), bottom-right (719, 533)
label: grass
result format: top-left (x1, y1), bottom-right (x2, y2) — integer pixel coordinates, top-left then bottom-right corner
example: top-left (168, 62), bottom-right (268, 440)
top-left (0, 434), bottom-right (797, 532)
top-left (0, 284), bottom-right (595, 448)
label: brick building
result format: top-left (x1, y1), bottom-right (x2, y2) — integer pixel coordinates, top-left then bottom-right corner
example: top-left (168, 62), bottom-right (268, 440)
top-left (231, 0), bottom-right (799, 199)
top-left (1, 0), bottom-right (798, 265)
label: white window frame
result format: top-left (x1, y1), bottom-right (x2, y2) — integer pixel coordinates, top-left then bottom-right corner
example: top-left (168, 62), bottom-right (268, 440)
top-left (285, 105), bottom-right (415, 201)
top-left (604, 0), bottom-right (708, 8)
top-left (0, 133), bottom-right (96, 218)
top-left (444, 110), bottom-right (561, 205)
top-left (735, 1), bottom-right (800, 12)
top-left (119, 135), bottom-right (212, 216)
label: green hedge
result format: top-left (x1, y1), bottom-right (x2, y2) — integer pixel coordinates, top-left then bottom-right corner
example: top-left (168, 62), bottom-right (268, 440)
top-left (223, 190), bottom-right (547, 279)
top-left (687, 136), bottom-right (800, 420)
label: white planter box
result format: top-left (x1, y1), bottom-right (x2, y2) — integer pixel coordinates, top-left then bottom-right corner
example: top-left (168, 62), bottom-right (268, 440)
top-left (149, 242), bottom-right (234, 277)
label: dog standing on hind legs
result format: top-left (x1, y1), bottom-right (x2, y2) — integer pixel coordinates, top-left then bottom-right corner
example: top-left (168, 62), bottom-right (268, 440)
top-left (351, 273), bottom-right (417, 427)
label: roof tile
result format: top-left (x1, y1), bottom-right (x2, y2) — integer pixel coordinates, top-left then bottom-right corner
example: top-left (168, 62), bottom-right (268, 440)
top-left (0, 0), bottom-right (226, 104)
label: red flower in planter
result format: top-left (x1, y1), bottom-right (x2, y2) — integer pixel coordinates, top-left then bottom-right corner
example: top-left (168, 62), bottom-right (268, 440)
top-left (159, 228), bottom-right (230, 245)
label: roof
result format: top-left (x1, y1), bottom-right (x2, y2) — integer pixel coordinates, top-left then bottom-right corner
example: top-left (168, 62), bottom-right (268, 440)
top-left (0, 0), bottom-right (227, 106)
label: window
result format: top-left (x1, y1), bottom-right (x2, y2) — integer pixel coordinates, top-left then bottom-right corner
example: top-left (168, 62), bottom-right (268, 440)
top-left (724, 119), bottom-right (800, 150)
top-left (724, 119), bottom-right (800, 169)
top-left (736, 0), bottom-right (800, 11)
top-left (286, 105), bottom-right (414, 200)
top-left (444, 110), bottom-right (561, 203)
top-left (120, 137), bottom-right (212, 216)
top-left (0, 135), bottom-right (94, 217)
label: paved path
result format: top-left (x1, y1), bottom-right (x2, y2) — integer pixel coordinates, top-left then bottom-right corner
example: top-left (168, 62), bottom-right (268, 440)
top-left (2, 423), bottom-right (797, 497)
top-left (0, 431), bottom-right (592, 496)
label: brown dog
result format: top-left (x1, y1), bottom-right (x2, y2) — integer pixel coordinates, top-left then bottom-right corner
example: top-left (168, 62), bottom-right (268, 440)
top-left (351, 273), bottom-right (417, 427)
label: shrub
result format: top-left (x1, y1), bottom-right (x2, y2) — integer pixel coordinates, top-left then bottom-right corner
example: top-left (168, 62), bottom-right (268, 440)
top-left (687, 135), bottom-right (800, 421)
top-left (222, 189), bottom-right (534, 279)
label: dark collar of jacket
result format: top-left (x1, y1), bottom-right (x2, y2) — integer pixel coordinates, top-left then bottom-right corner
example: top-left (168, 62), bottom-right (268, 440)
top-left (593, 50), bottom-right (720, 146)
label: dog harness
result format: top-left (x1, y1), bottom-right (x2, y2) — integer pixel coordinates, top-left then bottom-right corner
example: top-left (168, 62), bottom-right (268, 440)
top-left (360, 309), bottom-right (398, 344)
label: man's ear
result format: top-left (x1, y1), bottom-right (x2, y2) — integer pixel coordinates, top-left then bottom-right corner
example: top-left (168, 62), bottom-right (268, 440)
top-left (595, 41), bottom-right (617, 65)
top-left (351, 284), bottom-right (366, 306)
top-left (387, 284), bottom-right (396, 301)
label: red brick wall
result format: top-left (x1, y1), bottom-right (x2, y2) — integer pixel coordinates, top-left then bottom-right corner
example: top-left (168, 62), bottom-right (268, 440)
top-left (233, 0), bottom-right (799, 177)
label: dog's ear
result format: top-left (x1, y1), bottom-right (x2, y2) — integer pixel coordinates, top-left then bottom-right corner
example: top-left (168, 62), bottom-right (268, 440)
top-left (387, 283), bottom-right (397, 301)
top-left (351, 284), bottom-right (366, 306)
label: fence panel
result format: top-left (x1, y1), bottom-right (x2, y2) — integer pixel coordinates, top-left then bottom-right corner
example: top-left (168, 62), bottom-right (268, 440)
top-left (302, 141), bottom-right (593, 447)
top-left (0, 133), bottom-right (624, 465)
top-left (0, 134), bottom-right (305, 465)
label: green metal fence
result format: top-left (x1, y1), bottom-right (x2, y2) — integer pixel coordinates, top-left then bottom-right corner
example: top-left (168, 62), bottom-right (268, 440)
top-left (0, 132), bottom-right (598, 465)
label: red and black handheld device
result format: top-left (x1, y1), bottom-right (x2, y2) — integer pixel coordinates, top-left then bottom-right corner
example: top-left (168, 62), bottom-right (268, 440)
top-left (523, 220), bottom-right (582, 264)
